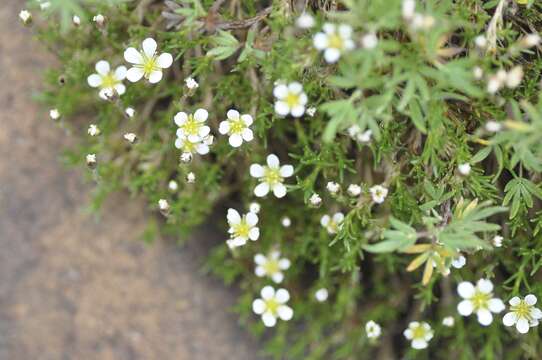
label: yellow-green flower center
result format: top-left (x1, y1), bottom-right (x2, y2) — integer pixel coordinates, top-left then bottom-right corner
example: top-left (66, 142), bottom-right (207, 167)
top-left (180, 140), bottom-right (196, 153)
top-left (229, 119), bottom-right (245, 134)
top-left (263, 167), bottom-right (282, 185)
top-left (100, 73), bottom-right (118, 89)
top-left (471, 291), bottom-right (490, 310)
top-left (286, 93), bottom-right (300, 108)
top-left (183, 115), bottom-right (200, 136)
top-left (232, 219), bottom-right (250, 238)
top-left (412, 326), bottom-right (426, 339)
top-left (138, 54), bottom-right (160, 77)
top-left (263, 259), bottom-right (280, 275)
top-left (328, 34), bottom-right (344, 50)
top-left (511, 301), bottom-right (532, 320)
top-left (265, 298), bottom-right (280, 315)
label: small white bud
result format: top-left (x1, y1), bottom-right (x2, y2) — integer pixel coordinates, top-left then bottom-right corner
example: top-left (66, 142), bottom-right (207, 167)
top-left (347, 184), bottom-right (362, 197)
top-left (402, 0), bottom-right (416, 20)
top-left (451, 255), bottom-right (466, 269)
top-left (86, 153), bottom-right (97, 168)
top-left (296, 13), bottom-right (315, 29)
top-left (39, 1), bottom-right (51, 10)
top-left (473, 66), bottom-right (483, 80)
top-left (326, 181), bottom-right (340, 194)
top-left (486, 76), bottom-right (502, 94)
top-left (458, 163), bottom-right (471, 176)
top-left (87, 124), bottom-right (100, 136)
top-left (92, 14), bottom-right (105, 27)
top-left (356, 129), bottom-right (373, 143)
top-left (249, 202), bottom-right (261, 214)
top-left (361, 33), bottom-right (378, 49)
top-left (442, 316), bottom-right (455, 327)
top-left (505, 66), bottom-right (523, 89)
top-left (125, 107), bottom-right (135, 118)
top-left (72, 15), bottom-right (81, 26)
top-left (306, 107), bottom-right (317, 117)
top-left (186, 172), bottom-right (196, 183)
top-left (485, 120), bottom-right (502, 133)
top-left (158, 199), bottom-right (170, 211)
top-left (314, 288), bottom-right (329, 302)
top-left (49, 108), bottom-right (61, 120)
top-left (281, 217), bottom-right (291, 228)
top-left (474, 35), bottom-right (487, 48)
top-left (184, 77), bottom-right (199, 90)
top-left (309, 193), bottom-right (322, 207)
top-left (123, 132), bottom-right (137, 144)
top-left (19, 10), bottom-right (32, 25)
top-left (168, 180), bottom-right (178, 192)
top-left (180, 152), bottom-right (193, 163)
top-left (493, 235), bottom-right (503, 247)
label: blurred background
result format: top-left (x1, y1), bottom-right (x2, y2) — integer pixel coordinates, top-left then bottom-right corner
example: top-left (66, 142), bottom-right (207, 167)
top-left (0, 1), bottom-right (260, 359)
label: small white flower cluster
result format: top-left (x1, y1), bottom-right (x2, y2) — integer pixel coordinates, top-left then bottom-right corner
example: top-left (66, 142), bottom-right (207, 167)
top-left (487, 66), bottom-right (524, 94)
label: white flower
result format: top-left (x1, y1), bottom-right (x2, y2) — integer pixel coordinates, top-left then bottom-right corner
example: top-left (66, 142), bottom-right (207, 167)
top-left (296, 13), bottom-right (315, 29)
top-left (347, 184), bottom-right (362, 197)
top-left (458, 163), bottom-right (471, 176)
top-left (87, 60), bottom-right (127, 100)
top-left (457, 279), bottom-right (505, 326)
top-left (474, 35), bottom-right (487, 48)
top-left (226, 208), bottom-right (259, 249)
top-left (326, 181), bottom-right (340, 194)
top-left (93, 14), bottom-right (105, 26)
top-left (168, 180), bottom-right (178, 192)
top-left (86, 153), bottom-right (97, 168)
top-left (38, 1), bottom-right (51, 10)
top-left (125, 107), bottom-right (135, 118)
top-left (273, 82), bottom-right (308, 117)
top-left (49, 109), bottom-right (60, 120)
top-left (485, 121), bottom-right (502, 133)
top-left (402, 0), bottom-right (416, 20)
top-left (281, 217), bottom-right (291, 228)
top-left (175, 109), bottom-right (211, 143)
top-left (473, 66), bottom-right (484, 80)
top-left (314, 288), bottom-right (329, 302)
top-left (254, 251), bottom-right (291, 283)
top-left (19, 10), bottom-right (32, 24)
top-left (87, 124), bottom-right (100, 136)
top-left (451, 255), bottom-right (466, 269)
top-left (356, 129), bottom-right (373, 143)
top-left (306, 107), bottom-right (317, 117)
top-left (403, 321), bottom-right (433, 349)
top-left (185, 77), bottom-right (199, 89)
top-left (521, 33), bottom-right (540, 47)
top-left (123, 132), bottom-right (137, 143)
top-left (493, 235), bottom-right (503, 247)
top-left (72, 15), bottom-right (81, 26)
top-left (361, 33), bottom-right (378, 49)
top-left (503, 294), bottom-right (542, 334)
top-left (218, 109), bottom-right (254, 147)
top-left (365, 320), bottom-right (382, 340)
top-left (309, 193), bottom-right (322, 207)
top-left (186, 172), bottom-right (196, 183)
top-left (313, 23), bottom-right (355, 63)
top-left (158, 199), bottom-right (169, 211)
top-left (252, 286), bottom-right (293, 327)
top-left (250, 154), bottom-right (294, 198)
top-left (320, 212), bottom-right (344, 234)
top-left (124, 38), bottom-right (173, 84)
top-left (442, 316), bottom-right (455, 327)
top-left (249, 202), bottom-right (261, 214)
top-left (505, 66), bottom-right (523, 89)
top-left (369, 185), bottom-right (388, 204)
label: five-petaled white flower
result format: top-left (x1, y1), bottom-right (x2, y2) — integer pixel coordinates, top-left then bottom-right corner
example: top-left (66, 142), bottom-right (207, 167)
top-left (226, 208), bottom-right (259, 249)
top-left (273, 82), bottom-right (308, 118)
top-left (174, 109), bottom-right (211, 143)
top-left (254, 251), bottom-right (291, 283)
top-left (369, 185), bottom-right (388, 204)
top-left (365, 320), bottom-right (382, 340)
top-left (313, 23), bottom-right (355, 63)
top-left (457, 279), bottom-right (505, 326)
top-left (87, 60), bottom-right (127, 100)
top-left (403, 321), bottom-right (433, 349)
top-left (320, 212), bottom-right (344, 234)
top-left (124, 38), bottom-right (173, 84)
top-left (250, 154), bottom-right (294, 198)
top-left (218, 109), bottom-right (254, 148)
top-left (252, 286), bottom-right (294, 327)
top-left (442, 316), bottom-right (455, 327)
top-left (314, 288), bottom-right (329, 302)
top-left (503, 294), bottom-right (542, 334)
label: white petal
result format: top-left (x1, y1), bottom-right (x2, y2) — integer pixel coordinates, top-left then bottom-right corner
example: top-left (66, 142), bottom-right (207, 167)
top-left (273, 84), bottom-right (288, 99)
top-left (115, 84), bottom-right (126, 96)
top-left (320, 215), bottom-right (330, 226)
top-left (267, 154), bottom-right (280, 168)
top-left (516, 318), bottom-right (530, 334)
top-left (531, 307), bottom-right (542, 319)
top-left (525, 294), bottom-right (537, 306)
top-left (124, 47), bottom-right (143, 64)
top-left (457, 300), bottom-right (473, 316)
top-left (298, 93), bottom-right (308, 105)
top-left (291, 105), bottom-right (305, 118)
top-left (126, 67), bottom-right (145, 82)
top-left (288, 82), bottom-right (303, 94)
top-left (95, 60), bottom-right (110, 75)
top-left (457, 282), bottom-right (475, 299)
top-left (509, 296), bottom-right (521, 306)
top-left (196, 143), bottom-right (209, 155)
top-left (261, 286), bottom-right (275, 300)
top-left (262, 312), bottom-right (277, 327)
top-left (252, 299), bottom-right (266, 314)
top-left (272, 272), bottom-right (284, 283)
top-left (338, 24), bottom-right (353, 38)
top-left (403, 329), bottom-right (413, 339)
top-left (488, 298), bottom-right (505, 313)
top-left (503, 312), bottom-right (518, 327)
top-left (227, 109), bottom-right (240, 120)
top-left (114, 66), bottom-right (127, 80)
top-left (218, 121), bottom-right (230, 134)
top-left (275, 289), bottom-right (290, 303)
top-left (157, 52), bottom-right (173, 68)
top-left (227, 208), bottom-right (241, 224)
top-left (278, 259), bottom-right (291, 269)
top-left (255, 266), bottom-right (266, 277)
top-left (248, 228), bottom-right (259, 241)
top-left (254, 182), bottom-right (270, 197)
top-left (272, 183), bottom-right (287, 198)
top-left (174, 138), bottom-right (183, 149)
top-left (333, 212), bottom-right (345, 223)
top-left (246, 212), bottom-right (258, 226)
top-left (477, 309), bottom-right (493, 326)
top-left (199, 126), bottom-right (210, 138)
top-left (194, 108), bottom-right (208, 122)
top-left (250, 164), bottom-right (264, 178)
top-left (87, 74), bottom-right (102, 88)
top-left (324, 48), bottom-right (341, 63)
top-left (174, 112), bottom-right (188, 126)
top-left (279, 165), bottom-right (294, 178)
top-left (274, 101), bottom-right (290, 116)
top-left (142, 37), bottom-right (157, 58)
top-left (411, 339), bottom-right (428, 349)
top-left (477, 279), bottom-right (493, 294)
top-left (242, 128), bottom-right (254, 142)
top-left (254, 254), bottom-right (266, 265)
top-left (241, 114), bottom-right (253, 126)
top-left (148, 70), bottom-right (163, 83)
top-left (277, 305), bottom-right (293, 321)
top-left (323, 23), bottom-right (335, 34)
top-left (229, 134), bottom-right (243, 147)
top-left (313, 33), bottom-right (329, 50)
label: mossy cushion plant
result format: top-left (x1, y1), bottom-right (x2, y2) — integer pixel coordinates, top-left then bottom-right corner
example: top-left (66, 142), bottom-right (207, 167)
top-left (21, 0), bottom-right (542, 358)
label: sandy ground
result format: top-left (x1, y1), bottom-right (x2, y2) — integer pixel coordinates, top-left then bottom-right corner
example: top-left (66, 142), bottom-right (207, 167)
top-left (0, 2), bottom-right (261, 359)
